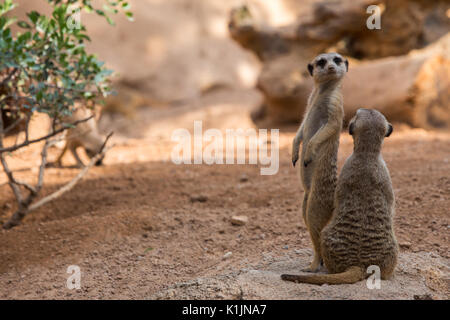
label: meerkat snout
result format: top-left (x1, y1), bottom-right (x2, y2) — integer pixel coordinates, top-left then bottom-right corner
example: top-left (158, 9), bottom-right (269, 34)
top-left (85, 148), bottom-right (105, 166)
top-left (307, 53), bottom-right (349, 82)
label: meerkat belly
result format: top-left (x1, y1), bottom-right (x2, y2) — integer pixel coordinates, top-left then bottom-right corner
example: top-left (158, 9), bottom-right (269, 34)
top-left (309, 139), bottom-right (339, 191)
top-left (303, 107), bottom-right (328, 144)
top-left (299, 109), bottom-right (329, 188)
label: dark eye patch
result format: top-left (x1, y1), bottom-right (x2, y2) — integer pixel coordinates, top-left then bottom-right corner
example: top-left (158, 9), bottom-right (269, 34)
top-left (333, 57), bottom-right (342, 64)
top-left (316, 59), bottom-right (326, 68)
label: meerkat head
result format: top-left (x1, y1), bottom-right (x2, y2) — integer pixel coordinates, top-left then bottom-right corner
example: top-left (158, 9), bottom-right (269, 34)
top-left (307, 53), bottom-right (348, 83)
top-left (348, 108), bottom-right (393, 152)
top-left (85, 137), bottom-right (105, 166)
top-left (85, 148), bottom-right (104, 166)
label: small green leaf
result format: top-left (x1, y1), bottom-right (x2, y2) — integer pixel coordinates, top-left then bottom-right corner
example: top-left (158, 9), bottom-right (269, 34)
top-left (125, 11), bottom-right (133, 21)
top-left (106, 16), bottom-right (115, 26)
top-left (17, 21), bottom-right (31, 29)
top-left (144, 247), bottom-right (153, 254)
top-left (27, 11), bottom-right (40, 24)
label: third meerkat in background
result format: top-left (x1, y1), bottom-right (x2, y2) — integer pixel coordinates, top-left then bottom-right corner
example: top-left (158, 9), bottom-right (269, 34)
top-left (53, 107), bottom-right (105, 168)
top-left (292, 53), bottom-right (348, 272)
top-left (282, 109), bottom-right (398, 284)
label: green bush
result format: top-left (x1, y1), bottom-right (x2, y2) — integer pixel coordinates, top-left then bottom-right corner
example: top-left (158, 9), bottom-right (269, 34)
top-left (0, 0), bottom-right (132, 229)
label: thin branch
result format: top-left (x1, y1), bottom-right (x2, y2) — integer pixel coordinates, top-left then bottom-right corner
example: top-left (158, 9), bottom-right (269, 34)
top-left (12, 180), bottom-right (37, 194)
top-left (27, 133), bottom-right (113, 212)
top-left (0, 115), bottom-right (93, 154)
top-left (3, 116), bottom-right (23, 135)
top-left (0, 113), bottom-right (23, 203)
top-left (0, 152), bottom-right (23, 203)
top-left (3, 133), bottom-right (113, 229)
top-left (24, 114), bottom-right (31, 141)
top-left (99, 131), bottom-right (114, 153)
top-left (35, 139), bottom-right (51, 193)
top-left (0, 68), bottom-right (18, 86)
top-left (1, 139), bottom-right (52, 229)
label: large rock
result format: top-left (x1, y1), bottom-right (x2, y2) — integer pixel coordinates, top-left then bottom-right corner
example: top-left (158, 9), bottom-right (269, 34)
top-left (254, 33), bottom-right (450, 128)
top-left (229, 0), bottom-right (450, 129)
top-left (344, 35), bottom-right (450, 128)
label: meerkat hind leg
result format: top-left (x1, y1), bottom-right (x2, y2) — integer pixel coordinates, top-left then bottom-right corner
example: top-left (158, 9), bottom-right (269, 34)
top-left (302, 225), bottom-right (323, 273)
top-left (301, 192), bottom-right (325, 272)
top-left (69, 145), bottom-right (86, 168)
top-left (302, 197), bottom-right (326, 273)
top-left (46, 142), bottom-right (68, 168)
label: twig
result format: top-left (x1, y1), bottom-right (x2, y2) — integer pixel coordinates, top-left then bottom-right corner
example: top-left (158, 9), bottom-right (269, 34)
top-left (27, 133), bottom-right (113, 212)
top-left (3, 116), bottom-right (23, 135)
top-left (0, 152), bottom-right (23, 203)
top-left (0, 68), bottom-right (18, 86)
top-left (35, 139), bottom-right (51, 193)
top-left (2, 139), bottom-right (52, 229)
top-left (12, 180), bottom-right (37, 194)
top-left (0, 115), bottom-right (93, 154)
top-left (0, 114), bottom-right (23, 203)
top-left (1, 108), bottom-right (113, 229)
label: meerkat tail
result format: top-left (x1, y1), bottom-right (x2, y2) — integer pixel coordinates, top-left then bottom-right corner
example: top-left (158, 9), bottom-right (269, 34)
top-left (281, 266), bottom-right (365, 285)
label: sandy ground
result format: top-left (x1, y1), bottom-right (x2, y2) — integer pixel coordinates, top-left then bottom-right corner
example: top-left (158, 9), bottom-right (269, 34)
top-left (0, 88), bottom-right (449, 299)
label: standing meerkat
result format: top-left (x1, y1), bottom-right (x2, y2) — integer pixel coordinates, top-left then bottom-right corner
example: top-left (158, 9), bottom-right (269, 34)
top-left (282, 108), bottom-right (398, 284)
top-left (292, 53), bottom-right (348, 272)
top-left (53, 107), bottom-right (105, 168)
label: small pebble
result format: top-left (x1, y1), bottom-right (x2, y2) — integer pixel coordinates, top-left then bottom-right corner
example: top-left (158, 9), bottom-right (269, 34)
top-left (190, 195), bottom-right (208, 203)
top-left (223, 252), bottom-right (232, 260)
top-left (399, 241), bottom-right (411, 249)
top-left (231, 216), bottom-right (248, 226)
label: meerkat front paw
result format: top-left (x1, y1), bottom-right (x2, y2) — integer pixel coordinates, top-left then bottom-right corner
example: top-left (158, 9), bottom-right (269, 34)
top-left (303, 143), bottom-right (316, 167)
top-left (304, 159), bottom-right (312, 167)
top-left (292, 151), bottom-right (299, 167)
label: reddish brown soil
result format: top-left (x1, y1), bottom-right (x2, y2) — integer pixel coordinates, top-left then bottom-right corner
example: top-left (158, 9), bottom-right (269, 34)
top-left (0, 91), bottom-right (448, 299)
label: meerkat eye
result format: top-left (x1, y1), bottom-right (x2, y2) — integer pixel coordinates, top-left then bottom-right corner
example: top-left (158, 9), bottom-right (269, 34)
top-left (316, 59), bottom-right (326, 68)
top-left (333, 57), bottom-right (342, 64)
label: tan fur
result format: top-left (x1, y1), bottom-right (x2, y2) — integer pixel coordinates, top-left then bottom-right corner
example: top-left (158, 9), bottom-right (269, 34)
top-left (292, 53), bottom-right (347, 272)
top-left (55, 107), bottom-right (105, 167)
top-left (282, 108), bottom-right (398, 284)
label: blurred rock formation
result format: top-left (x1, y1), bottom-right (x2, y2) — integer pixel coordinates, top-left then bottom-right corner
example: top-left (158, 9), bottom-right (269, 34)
top-left (229, 0), bottom-right (450, 129)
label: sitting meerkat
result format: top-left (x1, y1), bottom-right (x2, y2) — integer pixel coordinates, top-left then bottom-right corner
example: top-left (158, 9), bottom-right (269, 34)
top-left (54, 107), bottom-right (105, 167)
top-left (282, 108), bottom-right (398, 284)
top-left (292, 53), bottom-right (348, 272)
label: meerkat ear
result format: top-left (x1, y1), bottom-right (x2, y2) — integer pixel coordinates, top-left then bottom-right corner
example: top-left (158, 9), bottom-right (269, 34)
top-left (307, 63), bottom-right (314, 76)
top-left (386, 123), bottom-right (393, 137)
top-left (345, 59), bottom-right (349, 72)
top-left (349, 122), bottom-right (355, 135)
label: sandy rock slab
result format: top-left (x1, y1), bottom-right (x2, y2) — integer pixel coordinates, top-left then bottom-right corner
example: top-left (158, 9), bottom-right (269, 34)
top-left (151, 250), bottom-right (449, 300)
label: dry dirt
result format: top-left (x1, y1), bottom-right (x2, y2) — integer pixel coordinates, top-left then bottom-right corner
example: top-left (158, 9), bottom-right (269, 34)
top-left (0, 88), bottom-right (449, 300)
